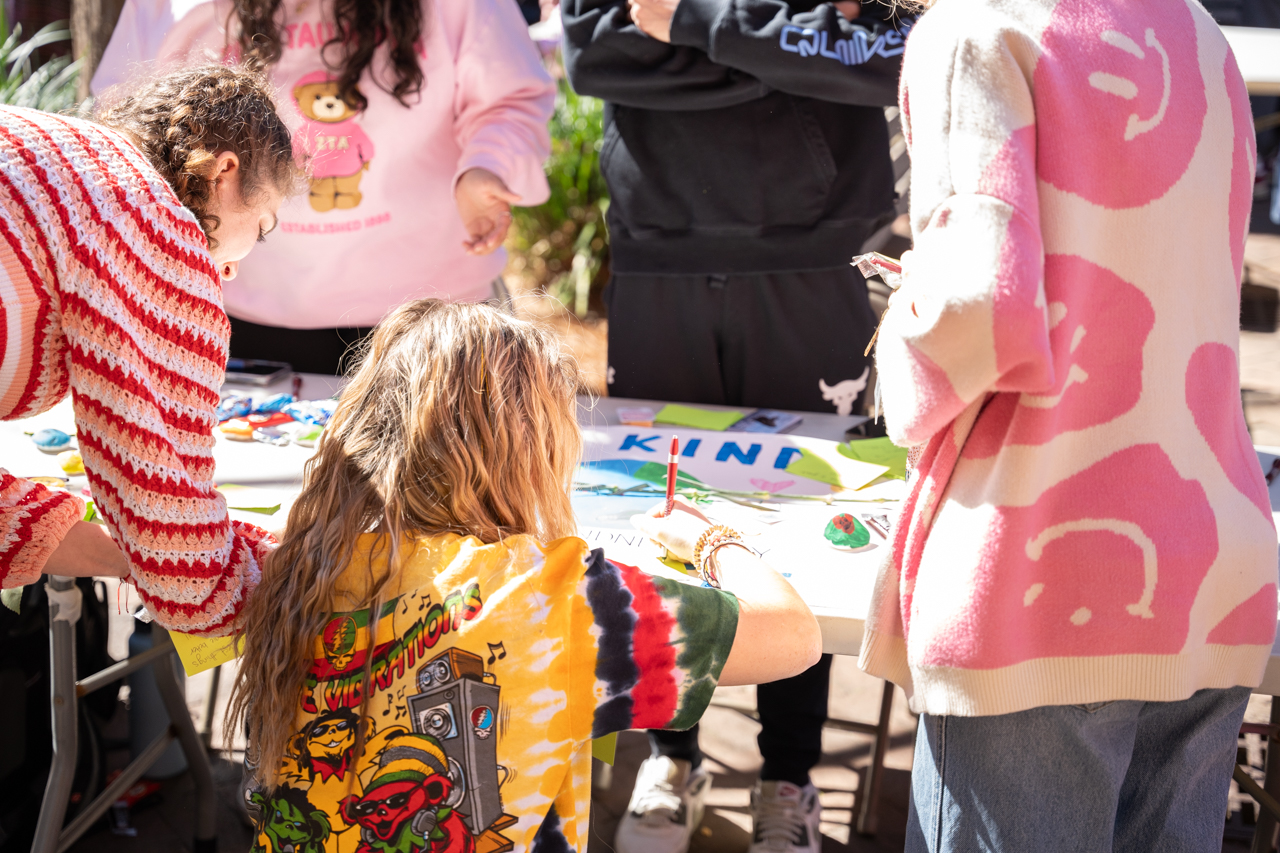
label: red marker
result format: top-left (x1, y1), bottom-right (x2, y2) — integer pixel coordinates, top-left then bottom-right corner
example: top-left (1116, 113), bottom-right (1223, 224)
top-left (664, 435), bottom-right (679, 516)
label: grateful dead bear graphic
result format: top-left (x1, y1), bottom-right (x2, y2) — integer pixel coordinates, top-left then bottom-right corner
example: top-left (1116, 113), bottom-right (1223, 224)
top-left (250, 785), bottom-right (331, 853)
top-left (340, 731), bottom-right (475, 853)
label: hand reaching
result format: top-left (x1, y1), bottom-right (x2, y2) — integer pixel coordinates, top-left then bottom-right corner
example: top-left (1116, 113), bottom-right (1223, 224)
top-left (455, 167), bottom-right (521, 255)
top-left (44, 521), bottom-right (129, 580)
top-left (833, 1), bottom-right (861, 20)
top-left (627, 0), bottom-right (679, 42)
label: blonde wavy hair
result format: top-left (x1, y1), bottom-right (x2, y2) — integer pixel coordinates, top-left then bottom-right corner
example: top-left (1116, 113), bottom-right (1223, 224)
top-left (227, 299), bottom-right (582, 787)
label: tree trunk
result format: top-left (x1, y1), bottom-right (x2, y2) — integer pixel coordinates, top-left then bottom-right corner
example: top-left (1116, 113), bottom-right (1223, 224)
top-left (70, 0), bottom-right (125, 101)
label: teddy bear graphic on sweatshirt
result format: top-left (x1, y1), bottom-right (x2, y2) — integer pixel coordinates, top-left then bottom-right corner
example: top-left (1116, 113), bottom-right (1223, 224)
top-left (292, 71), bottom-right (376, 212)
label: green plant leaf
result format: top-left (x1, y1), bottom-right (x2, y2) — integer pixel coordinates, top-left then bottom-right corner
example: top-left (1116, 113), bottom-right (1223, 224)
top-left (0, 20), bottom-right (79, 113)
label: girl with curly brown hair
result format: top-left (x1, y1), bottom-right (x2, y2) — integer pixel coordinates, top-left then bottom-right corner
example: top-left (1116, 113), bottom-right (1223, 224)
top-left (94, 0), bottom-right (556, 375)
top-left (0, 64), bottom-right (302, 635)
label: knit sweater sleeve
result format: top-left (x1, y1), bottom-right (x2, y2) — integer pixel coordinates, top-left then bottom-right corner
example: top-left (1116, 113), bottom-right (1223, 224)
top-left (874, 13), bottom-right (1052, 448)
top-left (49, 122), bottom-right (272, 636)
top-left (0, 471), bottom-right (86, 588)
top-left (448, 0), bottom-right (555, 206)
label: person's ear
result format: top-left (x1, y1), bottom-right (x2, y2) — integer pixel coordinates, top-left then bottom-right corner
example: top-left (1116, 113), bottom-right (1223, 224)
top-left (212, 151), bottom-right (241, 188)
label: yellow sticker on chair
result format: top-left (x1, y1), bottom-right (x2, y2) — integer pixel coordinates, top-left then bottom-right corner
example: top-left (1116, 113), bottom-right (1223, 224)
top-left (170, 631), bottom-right (243, 676)
top-left (592, 732), bottom-right (617, 765)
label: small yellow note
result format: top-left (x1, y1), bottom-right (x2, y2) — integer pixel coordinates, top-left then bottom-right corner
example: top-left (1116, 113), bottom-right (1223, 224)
top-left (169, 631), bottom-right (243, 676)
top-left (592, 732), bottom-right (617, 765)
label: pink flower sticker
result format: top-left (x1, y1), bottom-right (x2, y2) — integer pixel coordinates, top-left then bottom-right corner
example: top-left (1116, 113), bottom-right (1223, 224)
top-left (750, 478), bottom-right (794, 493)
top-left (1034, 0), bottom-right (1206, 209)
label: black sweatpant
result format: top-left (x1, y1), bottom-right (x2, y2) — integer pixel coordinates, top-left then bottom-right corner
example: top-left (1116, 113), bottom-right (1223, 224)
top-left (228, 315), bottom-right (375, 376)
top-left (615, 268), bottom-right (874, 785)
top-left (650, 655), bottom-right (834, 786)
top-left (605, 267), bottom-right (878, 415)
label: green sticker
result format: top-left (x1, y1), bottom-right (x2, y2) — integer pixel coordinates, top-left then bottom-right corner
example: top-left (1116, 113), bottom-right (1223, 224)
top-left (837, 437), bottom-right (908, 480)
top-left (824, 513), bottom-right (870, 549)
top-left (592, 732), bottom-right (617, 765)
top-left (653, 404), bottom-right (744, 431)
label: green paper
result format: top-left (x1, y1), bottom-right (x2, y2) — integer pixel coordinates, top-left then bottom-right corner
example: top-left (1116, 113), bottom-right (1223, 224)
top-left (216, 485), bottom-right (282, 515)
top-left (632, 462), bottom-right (705, 490)
top-left (654, 404), bottom-right (744, 431)
top-left (838, 437), bottom-right (909, 480)
top-left (227, 503), bottom-right (282, 516)
top-left (824, 514), bottom-right (870, 548)
top-left (786, 447), bottom-right (888, 490)
top-left (592, 732), bottom-right (617, 765)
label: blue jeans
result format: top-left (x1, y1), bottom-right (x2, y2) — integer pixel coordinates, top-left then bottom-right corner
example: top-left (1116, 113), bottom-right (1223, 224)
top-left (907, 686), bottom-right (1251, 853)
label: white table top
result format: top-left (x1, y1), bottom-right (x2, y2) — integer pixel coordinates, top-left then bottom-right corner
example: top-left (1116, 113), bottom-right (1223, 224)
top-left (6, 379), bottom-right (1280, 694)
top-left (1222, 26), bottom-right (1280, 95)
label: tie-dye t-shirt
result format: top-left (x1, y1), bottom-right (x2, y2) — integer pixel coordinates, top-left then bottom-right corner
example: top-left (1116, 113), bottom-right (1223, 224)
top-left (248, 532), bottom-right (737, 853)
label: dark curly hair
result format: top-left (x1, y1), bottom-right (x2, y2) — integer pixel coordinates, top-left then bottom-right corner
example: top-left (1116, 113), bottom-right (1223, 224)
top-left (232, 0), bottom-right (425, 111)
top-left (97, 64), bottom-right (302, 246)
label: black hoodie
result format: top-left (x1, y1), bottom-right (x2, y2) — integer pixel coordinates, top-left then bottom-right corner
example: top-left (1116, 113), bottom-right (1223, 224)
top-left (562, 0), bottom-right (915, 275)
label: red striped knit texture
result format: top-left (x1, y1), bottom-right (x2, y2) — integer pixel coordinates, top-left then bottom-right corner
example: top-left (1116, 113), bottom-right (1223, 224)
top-left (0, 106), bottom-right (268, 635)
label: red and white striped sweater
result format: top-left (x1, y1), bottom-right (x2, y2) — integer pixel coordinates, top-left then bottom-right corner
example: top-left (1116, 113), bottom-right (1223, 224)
top-left (0, 105), bottom-right (270, 635)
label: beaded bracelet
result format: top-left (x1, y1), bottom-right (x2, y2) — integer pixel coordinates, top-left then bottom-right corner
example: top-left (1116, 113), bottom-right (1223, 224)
top-left (692, 525), bottom-right (744, 588)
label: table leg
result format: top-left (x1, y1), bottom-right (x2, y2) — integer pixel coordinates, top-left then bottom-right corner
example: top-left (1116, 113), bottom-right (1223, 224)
top-left (31, 578), bottom-right (80, 853)
top-left (154, 629), bottom-right (219, 852)
top-left (855, 680), bottom-right (895, 837)
top-left (1253, 699), bottom-right (1280, 853)
top-left (201, 665), bottom-right (222, 750)
top-left (593, 757), bottom-right (613, 792)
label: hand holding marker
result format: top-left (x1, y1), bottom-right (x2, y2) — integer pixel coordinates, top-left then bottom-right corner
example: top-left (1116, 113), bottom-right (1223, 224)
top-left (852, 252), bottom-right (903, 357)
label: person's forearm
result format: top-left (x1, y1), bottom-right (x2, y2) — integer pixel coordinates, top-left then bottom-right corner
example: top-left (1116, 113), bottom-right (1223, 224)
top-left (562, 0), bottom-right (771, 110)
top-left (42, 521), bottom-right (129, 579)
top-left (668, 0), bottom-right (913, 106)
top-left (714, 544), bottom-right (823, 685)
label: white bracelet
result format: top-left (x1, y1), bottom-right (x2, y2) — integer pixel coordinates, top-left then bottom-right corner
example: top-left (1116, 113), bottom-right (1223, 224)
top-left (703, 540), bottom-right (758, 588)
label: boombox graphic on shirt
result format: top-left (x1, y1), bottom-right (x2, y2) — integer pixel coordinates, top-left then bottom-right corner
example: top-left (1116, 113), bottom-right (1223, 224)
top-left (252, 586), bottom-right (518, 853)
top-left (405, 649), bottom-right (507, 837)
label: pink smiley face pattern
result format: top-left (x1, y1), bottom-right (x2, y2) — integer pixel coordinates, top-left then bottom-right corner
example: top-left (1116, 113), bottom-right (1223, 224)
top-left (965, 254), bottom-right (1156, 459)
top-left (1035, 0), bottom-right (1206, 210)
top-left (860, 0), bottom-right (1277, 716)
top-left (922, 444), bottom-right (1217, 668)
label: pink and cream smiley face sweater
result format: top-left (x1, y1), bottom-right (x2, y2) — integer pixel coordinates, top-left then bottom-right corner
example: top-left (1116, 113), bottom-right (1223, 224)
top-left (0, 106), bottom-right (270, 635)
top-left (859, 0), bottom-right (1278, 715)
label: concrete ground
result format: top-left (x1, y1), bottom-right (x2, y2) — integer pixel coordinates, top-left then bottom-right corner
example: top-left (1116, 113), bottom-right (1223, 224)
top-left (56, 206), bottom-right (1280, 852)
top-left (59, 653), bottom-right (1280, 853)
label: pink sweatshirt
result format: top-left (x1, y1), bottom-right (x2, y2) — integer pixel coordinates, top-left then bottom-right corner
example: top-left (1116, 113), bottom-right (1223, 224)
top-left (93, 0), bottom-right (554, 328)
top-left (859, 0), bottom-right (1278, 715)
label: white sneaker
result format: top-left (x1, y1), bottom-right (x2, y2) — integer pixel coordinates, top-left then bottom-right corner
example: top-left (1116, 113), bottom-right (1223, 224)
top-left (747, 780), bottom-right (821, 853)
top-left (614, 756), bottom-right (710, 853)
